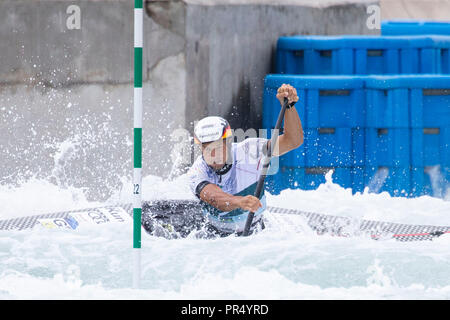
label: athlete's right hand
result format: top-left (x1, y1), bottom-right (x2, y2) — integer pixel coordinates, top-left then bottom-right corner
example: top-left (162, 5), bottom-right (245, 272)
top-left (235, 195), bottom-right (262, 213)
top-left (276, 83), bottom-right (298, 107)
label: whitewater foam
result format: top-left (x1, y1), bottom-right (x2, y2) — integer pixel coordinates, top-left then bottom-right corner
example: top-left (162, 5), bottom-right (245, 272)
top-left (0, 172), bottom-right (449, 299)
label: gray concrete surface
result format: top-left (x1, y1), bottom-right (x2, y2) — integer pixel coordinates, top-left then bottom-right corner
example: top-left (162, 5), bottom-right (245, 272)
top-left (381, 0), bottom-right (450, 21)
top-left (180, 0), bottom-right (378, 131)
top-left (0, 0), bottom-right (378, 201)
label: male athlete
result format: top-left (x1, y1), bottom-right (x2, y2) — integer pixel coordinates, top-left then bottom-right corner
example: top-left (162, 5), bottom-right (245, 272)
top-left (187, 83), bottom-right (303, 236)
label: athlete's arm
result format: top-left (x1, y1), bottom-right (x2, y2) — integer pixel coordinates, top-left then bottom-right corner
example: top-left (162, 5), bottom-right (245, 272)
top-left (198, 183), bottom-right (262, 213)
top-left (268, 84), bottom-right (304, 157)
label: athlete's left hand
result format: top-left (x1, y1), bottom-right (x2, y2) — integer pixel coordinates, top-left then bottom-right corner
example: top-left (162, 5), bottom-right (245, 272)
top-left (276, 83), bottom-right (299, 107)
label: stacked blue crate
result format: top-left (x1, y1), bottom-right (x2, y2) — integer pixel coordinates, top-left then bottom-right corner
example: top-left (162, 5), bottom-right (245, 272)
top-left (382, 20), bottom-right (450, 36)
top-left (276, 35), bottom-right (450, 75)
top-left (365, 75), bottom-right (450, 197)
top-left (364, 76), bottom-right (411, 196)
top-left (409, 77), bottom-right (449, 197)
top-left (266, 33), bottom-right (450, 198)
top-left (263, 75), bottom-right (365, 195)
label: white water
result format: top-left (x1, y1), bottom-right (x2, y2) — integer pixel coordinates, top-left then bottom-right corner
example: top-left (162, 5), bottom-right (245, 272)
top-left (0, 172), bottom-right (449, 300)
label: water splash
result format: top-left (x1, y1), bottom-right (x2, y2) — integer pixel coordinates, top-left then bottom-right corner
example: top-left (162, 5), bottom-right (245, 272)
top-left (366, 259), bottom-right (397, 288)
top-left (425, 165), bottom-right (445, 199)
top-left (49, 137), bottom-right (82, 188)
top-left (367, 167), bottom-right (389, 193)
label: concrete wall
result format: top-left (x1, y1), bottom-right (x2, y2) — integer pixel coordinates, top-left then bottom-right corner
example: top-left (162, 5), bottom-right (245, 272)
top-left (0, 0), bottom-right (378, 201)
top-left (180, 0), bottom-right (379, 132)
top-left (381, 0), bottom-right (450, 21)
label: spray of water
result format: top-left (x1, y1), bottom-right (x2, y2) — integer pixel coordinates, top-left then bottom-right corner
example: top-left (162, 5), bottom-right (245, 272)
top-left (425, 165), bottom-right (445, 198)
top-left (367, 167), bottom-right (389, 194)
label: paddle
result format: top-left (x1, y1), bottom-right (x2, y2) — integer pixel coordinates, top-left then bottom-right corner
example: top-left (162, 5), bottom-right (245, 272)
top-left (242, 97), bottom-right (290, 236)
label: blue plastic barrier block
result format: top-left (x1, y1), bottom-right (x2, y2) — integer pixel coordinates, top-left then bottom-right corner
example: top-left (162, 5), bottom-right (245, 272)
top-left (312, 128), bottom-right (365, 167)
top-left (410, 88), bottom-right (450, 128)
top-left (276, 36), bottom-right (409, 75)
top-left (262, 155), bottom-right (286, 195)
top-left (355, 47), bottom-right (400, 75)
top-left (276, 48), bottom-right (305, 74)
top-left (422, 48), bottom-right (440, 73)
top-left (265, 167), bottom-right (291, 195)
top-left (279, 127), bottom-right (364, 167)
top-left (442, 49), bottom-right (450, 74)
top-left (365, 87), bottom-right (409, 128)
top-left (382, 20), bottom-right (450, 36)
top-left (364, 166), bottom-right (412, 197)
top-left (263, 75), bottom-right (365, 129)
top-left (276, 36), bottom-right (356, 75)
top-left (411, 127), bottom-right (450, 167)
top-left (351, 166), bottom-right (366, 194)
top-left (279, 135), bottom-right (307, 167)
top-left (407, 36), bottom-right (450, 73)
top-left (276, 35), bottom-right (450, 75)
top-left (365, 75), bottom-right (450, 128)
top-left (280, 167), bottom-right (354, 191)
top-left (365, 128), bottom-right (410, 167)
top-left (306, 87), bottom-right (365, 128)
top-left (268, 166), bottom-right (439, 198)
top-left (265, 166), bottom-right (367, 195)
top-left (352, 36), bottom-right (450, 75)
top-left (263, 124), bottom-right (307, 168)
top-left (411, 166), bottom-right (450, 198)
top-left (264, 174), bottom-right (283, 195)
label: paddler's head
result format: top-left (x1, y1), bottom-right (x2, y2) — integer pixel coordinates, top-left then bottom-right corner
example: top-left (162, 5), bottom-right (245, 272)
top-left (194, 116), bottom-right (233, 171)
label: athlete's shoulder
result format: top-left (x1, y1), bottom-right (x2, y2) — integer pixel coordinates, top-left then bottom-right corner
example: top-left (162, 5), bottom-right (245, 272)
top-left (186, 156), bottom-right (214, 194)
top-left (188, 155), bottom-right (210, 174)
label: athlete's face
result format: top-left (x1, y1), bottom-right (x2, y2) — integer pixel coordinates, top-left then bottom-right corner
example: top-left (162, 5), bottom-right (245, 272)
top-left (201, 139), bottom-right (229, 170)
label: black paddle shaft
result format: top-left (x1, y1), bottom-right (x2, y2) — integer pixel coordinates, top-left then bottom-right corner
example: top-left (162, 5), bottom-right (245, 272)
top-left (242, 97), bottom-right (290, 236)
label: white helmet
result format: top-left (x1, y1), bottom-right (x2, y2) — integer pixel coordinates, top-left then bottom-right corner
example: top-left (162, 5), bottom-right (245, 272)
top-left (193, 116), bottom-right (232, 144)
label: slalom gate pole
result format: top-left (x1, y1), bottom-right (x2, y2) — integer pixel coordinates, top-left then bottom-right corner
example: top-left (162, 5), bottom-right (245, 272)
top-left (242, 98), bottom-right (289, 236)
top-left (133, 0), bottom-right (143, 289)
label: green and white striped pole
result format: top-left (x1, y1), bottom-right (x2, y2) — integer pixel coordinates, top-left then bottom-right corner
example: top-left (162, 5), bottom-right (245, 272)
top-left (133, 0), bottom-right (143, 289)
